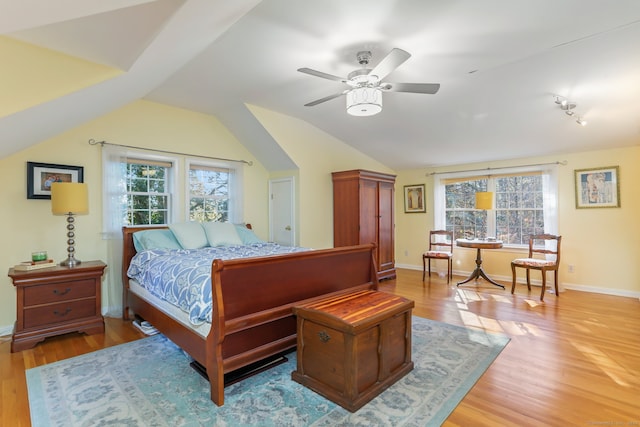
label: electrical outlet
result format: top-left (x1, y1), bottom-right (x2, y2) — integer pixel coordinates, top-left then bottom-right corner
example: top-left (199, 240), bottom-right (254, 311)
top-left (404, 250), bottom-right (409, 257)
top-left (568, 265), bottom-right (575, 273)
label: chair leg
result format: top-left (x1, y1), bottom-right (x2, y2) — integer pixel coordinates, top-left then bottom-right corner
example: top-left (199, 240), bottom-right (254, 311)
top-left (525, 269), bottom-right (531, 291)
top-left (422, 256), bottom-right (426, 281)
top-left (428, 259), bottom-right (432, 278)
top-left (554, 269), bottom-right (559, 297)
top-left (511, 264), bottom-right (517, 294)
top-left (540, 270), bottom-right (546, 301)
top-left (448, 259), bottom-right (452, 283)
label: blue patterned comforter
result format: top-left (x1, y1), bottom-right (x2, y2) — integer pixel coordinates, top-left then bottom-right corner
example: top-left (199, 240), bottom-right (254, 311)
top-left (127, 243), bottom-right (309, 326)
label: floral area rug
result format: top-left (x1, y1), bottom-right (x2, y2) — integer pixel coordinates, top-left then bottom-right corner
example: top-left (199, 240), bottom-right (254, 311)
top-left (27, 316), bottom-right (509, 426)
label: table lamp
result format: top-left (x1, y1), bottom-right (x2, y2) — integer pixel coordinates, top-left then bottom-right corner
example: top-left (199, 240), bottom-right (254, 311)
top-left (51, 182), bottom-right (88, 267)
top-left (475, 192), bottom-right (493, 210)
top-left (475, 192), bottom-right (493, 240)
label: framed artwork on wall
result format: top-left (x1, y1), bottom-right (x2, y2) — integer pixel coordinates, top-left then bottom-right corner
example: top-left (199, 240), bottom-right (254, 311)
top-left (574, 166), bottom-right (620, 208)
top-left (404, 184), bottom-right (426, 213)
top-left (27, 162), bottom-right (84, 200)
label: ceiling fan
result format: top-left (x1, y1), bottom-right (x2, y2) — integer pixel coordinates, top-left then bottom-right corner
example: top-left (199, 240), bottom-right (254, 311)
top-left (298, 48), bottom-right (440, 116)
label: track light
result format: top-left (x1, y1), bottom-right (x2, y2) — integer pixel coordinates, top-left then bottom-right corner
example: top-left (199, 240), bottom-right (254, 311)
top-left (554, 95), bottom-right (588, 126)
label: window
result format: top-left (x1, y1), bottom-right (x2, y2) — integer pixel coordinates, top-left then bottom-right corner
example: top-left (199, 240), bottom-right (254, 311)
top-left (445, 177), bottom-right (488, 240)
top-left (188, 164), bottom-right (231, 222)
top-left (495, 174), bottom-right (544, 245)
top-left (125, 159), bottom-right (171, 225)
top-left (435, 166), bottom-right (558, 247)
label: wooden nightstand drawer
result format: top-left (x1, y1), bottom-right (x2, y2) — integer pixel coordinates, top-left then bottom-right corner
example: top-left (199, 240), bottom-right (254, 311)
top-left (24, 299), bottom-right (96, 329)
top-left (24, 279), bottom-right (96, 306)
top-left (9, 260), bottom-right (106, 352)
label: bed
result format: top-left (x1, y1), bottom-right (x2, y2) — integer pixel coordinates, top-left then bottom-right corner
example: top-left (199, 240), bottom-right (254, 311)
top-left (121, 223), bottom-right (379, 406)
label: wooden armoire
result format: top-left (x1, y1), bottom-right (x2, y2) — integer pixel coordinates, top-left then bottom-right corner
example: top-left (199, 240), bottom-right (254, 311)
top-left (332, 169), bottom-right (396, 280)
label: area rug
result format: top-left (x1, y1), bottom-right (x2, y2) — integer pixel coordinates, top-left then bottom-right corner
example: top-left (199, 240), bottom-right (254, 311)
top-left (27, 317), bottom-right (509, 427)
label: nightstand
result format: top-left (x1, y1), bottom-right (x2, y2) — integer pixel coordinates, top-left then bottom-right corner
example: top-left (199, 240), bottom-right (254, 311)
top-left (8, 260), bottom-right (106, 352)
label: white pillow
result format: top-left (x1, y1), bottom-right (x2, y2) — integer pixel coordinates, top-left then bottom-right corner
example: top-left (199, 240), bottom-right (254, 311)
top-left (202, 222), bottom-right (243, 247)
top-left (169, 222), bottom-right (208, 249)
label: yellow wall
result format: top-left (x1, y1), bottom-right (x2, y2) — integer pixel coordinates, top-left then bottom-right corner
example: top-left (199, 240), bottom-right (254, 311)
top-left (0, 37), bottom-right (122, 117)
top-left (395, 146), bottom-right (640, 296)
top-left (0, 100), bottom-right (267, 330)
top-left (248, 105), bottom-right (394, 249)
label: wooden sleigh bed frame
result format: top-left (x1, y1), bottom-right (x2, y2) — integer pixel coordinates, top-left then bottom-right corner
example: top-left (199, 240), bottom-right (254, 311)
top-left (121, 225), bottom-right (379, 406)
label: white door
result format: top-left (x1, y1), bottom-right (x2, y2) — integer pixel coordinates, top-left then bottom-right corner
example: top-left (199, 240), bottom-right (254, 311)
top-left (269, 177), bottom-right (295, 246)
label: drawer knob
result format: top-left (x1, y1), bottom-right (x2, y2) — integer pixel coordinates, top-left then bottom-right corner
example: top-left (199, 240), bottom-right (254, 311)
top-left (53, 308), bottom-right (72, 317)
top-left (53, 288), bottom-right (72, 296)
top-left (318, 330), bottom-right (331, 343)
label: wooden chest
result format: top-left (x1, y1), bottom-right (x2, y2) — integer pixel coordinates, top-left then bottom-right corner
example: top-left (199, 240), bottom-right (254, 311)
top-left (291, 290), bottom-right (414, 412)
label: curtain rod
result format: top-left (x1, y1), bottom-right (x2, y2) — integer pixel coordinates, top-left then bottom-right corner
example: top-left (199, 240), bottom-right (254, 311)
top-left (426, 160), bottom-right (567, 176)
top-left (88, 139), bottom-right (253, 166)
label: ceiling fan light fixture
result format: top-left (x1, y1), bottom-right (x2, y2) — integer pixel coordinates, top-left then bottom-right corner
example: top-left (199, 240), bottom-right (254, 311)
top-left (346, 87), bottom-right (382, 116)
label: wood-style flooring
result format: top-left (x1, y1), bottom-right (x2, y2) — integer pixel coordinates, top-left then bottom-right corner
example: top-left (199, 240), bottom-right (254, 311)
top-left (2, 268), bottom-right (639, 426)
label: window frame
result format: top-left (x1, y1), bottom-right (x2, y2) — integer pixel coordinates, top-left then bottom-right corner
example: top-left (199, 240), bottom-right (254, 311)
top-left (125, 158), bottom-right (171, 226)
top-left (433, 165), bottom-right (558, 249)
top-left (185, 158), bottom-right (242, 224)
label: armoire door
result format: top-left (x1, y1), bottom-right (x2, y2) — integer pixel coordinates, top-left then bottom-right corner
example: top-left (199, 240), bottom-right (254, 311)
top-left (377, 180), bottom-right (395, 277)
top-left (359, 179), bottom-right (379, 255)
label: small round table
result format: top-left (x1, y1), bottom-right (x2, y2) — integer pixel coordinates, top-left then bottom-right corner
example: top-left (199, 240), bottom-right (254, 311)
top-left (455, 239), bottom-right (505, 289)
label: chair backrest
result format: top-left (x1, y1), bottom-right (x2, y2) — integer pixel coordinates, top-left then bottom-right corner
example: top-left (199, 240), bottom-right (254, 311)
top-left (429, 230), bottom-right (453, 252)
top-left (528, 234), bottom-right (561, 264)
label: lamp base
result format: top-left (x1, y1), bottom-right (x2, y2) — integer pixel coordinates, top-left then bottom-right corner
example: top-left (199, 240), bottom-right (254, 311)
top-left (60, 256), bottom-right (81, 268)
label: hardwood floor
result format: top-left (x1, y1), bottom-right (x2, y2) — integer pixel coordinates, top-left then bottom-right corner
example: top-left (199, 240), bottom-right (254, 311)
top-left (2, 269), bottom-right (639, 426)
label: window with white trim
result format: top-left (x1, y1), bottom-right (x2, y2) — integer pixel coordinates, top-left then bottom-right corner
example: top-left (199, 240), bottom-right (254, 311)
top-left (188, 163), bottom-right (231, 222)
top-left (436, 167), bottom-right (558, 247)
top-left (125, 159), bottom-right (171, 225)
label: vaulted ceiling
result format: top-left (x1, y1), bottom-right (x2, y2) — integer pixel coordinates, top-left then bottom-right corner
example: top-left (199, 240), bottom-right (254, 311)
top-left (3, 0), bottom-right (640, 170)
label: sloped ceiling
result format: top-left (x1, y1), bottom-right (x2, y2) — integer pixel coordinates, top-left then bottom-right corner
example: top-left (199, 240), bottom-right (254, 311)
top-left (2, 0), bottom-right (640, 170)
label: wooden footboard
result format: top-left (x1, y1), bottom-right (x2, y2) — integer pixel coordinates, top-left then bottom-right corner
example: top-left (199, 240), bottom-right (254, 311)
top-left (121, 226), bottom-right (378, 406)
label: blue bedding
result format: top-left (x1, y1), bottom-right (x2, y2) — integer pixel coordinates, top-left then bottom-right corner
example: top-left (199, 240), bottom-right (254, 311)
top-left (127, 243), bottom-right (309, 325)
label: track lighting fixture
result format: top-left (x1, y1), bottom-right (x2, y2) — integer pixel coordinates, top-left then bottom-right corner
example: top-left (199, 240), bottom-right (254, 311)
top-left (554, 95), bottom-right (587, 126)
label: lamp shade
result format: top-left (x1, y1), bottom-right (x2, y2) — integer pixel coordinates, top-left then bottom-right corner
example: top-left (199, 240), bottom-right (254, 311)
top-left (475, 192), bottom-right (494, 210)
top-left (51, 183), bottom-right (89, 215)
top-left (346, 87), bottom-right (382, 116)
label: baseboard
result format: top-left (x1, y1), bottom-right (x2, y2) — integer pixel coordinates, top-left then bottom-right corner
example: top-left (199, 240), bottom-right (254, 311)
top-left (395, 263), bottom-right (640, 299)
top-left (0, 324), bottom-right (14, 338)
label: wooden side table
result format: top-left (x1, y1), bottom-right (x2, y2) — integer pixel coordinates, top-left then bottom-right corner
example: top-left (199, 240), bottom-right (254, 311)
top-left (455, 239), bottom-right (505, 288)
top-left (8, 260), bottom-right (106, 352)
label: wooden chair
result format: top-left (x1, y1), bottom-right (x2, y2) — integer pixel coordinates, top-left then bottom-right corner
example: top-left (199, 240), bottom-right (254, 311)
top-left (423, 230), bottom-right (453, 283)
top-left (511, 234), bottom-right (562, 301)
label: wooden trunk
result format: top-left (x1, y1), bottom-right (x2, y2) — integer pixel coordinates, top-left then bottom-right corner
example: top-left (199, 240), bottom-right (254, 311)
top-left (292, 290), bottom-right (414, 412)
top-left (332, 169), bottom-right (396, 280)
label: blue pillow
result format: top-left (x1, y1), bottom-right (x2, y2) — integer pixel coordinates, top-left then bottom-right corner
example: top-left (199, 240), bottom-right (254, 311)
top-left (203, 222), bottom-right (243, 246)
top-left (169, 222), bottom-right (208, 249)
top-left (235, 224), bottom-right (265, 244)
top-left (133, 229), bottom-right (182, 251)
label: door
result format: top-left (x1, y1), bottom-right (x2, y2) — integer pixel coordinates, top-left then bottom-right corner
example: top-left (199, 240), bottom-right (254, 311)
top-left (269, 177), bottom-right (295, 246)
top-left (377, 180), bottom-right (395, 275)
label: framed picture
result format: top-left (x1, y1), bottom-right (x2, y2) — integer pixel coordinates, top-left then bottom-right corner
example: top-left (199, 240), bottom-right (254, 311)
top-left (404, 184), bottom-right (426, 213)
top-left (574, 166), bottom-right (620, 209)
top-left (27, 162), bottom-right (84, 200)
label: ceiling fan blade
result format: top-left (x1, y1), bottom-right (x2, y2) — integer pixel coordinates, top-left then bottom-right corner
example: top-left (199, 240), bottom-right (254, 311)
top-left (369, 48), bottom-right (411, 81)
top-left (298, 68), bottom-right (347, 83)
top-left (381, 82), bottom-right (440, 94)
top-left (304, 91), bottom-right (348, 107)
